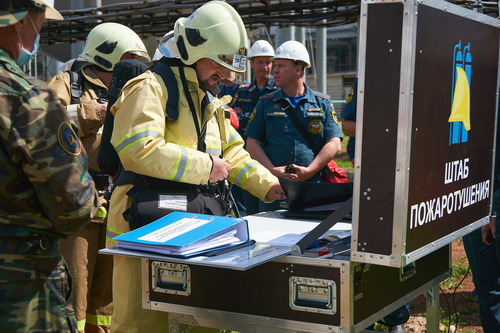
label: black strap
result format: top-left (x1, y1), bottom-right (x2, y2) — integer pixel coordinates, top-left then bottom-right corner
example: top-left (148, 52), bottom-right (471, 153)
top-left (278, 99), bottom-right (321, 156)
top-left (291, 196), bottom-right (352, 255)
top-left (68, 61), bottom-right (108, 105)
top-left (68, 70), bottom-right (83, 105)
top-left (249, 83), bottom-right (261, 109)
top-left (279, 99), bottom-right (335, 176)
top-left (148, 58), bottom-right (180, 120)
top-left (178, 64), bottom-right (207, 152)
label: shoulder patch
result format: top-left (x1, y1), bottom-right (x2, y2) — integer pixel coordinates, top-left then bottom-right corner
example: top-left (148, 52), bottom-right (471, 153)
top-left (249, 108), bottom-right (257, 123)
top-left (239, 82), bottom-right (250, 89)
top-left (58, 122), bottom-right (81, 155)
top-left (261, 89), bottom-right (279, 99)
top-left (331, 108), bottom-right (339, 126)
top-left (346, 87), bottom-right (355, 104)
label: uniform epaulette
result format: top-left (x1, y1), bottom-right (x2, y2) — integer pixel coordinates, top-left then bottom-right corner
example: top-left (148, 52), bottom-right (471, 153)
top-left (313, 91), bottom-right (330, 100)
top-left (262, 90), bottom-right (279, 100)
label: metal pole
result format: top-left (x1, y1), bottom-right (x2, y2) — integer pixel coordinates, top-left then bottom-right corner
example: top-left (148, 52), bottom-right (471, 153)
top-left (473, 0), bottom-right (484, 13)
top-left (275, 0), bottom-right (295, 47)
top-left (297, 27), bottom-right (306, 83)
top-left (316, 0), bottom-right (327, 94)
top-left (70, 0), bottom-right (85, 58)
top-left (90, 0), bottom-right (103, 22)
top-left (246, 38), bottom-right (251, 83)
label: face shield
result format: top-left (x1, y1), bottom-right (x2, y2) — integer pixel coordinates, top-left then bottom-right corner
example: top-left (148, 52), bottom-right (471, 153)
top-left (129, 49), bottom-right (151, 63)
top-left (127, 38), bottom-right (152, 63)
top-left (153, 31), bottom-right (180, 61)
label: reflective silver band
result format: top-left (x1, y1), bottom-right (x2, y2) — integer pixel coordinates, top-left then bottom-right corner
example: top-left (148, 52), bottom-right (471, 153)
top-left (234, 160), bottom-right (259, 188)
top-left (114, 129), bottom-right (162, 155)
top-left (171, 145), bottom-right (189, 182)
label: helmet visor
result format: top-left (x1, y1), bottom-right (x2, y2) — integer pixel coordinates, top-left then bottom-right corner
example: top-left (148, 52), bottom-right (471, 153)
top-left (213, 47), bottom-right (247, 84)
top-left (221, 70), bottom-right (245, 85)
top-left (212, 60), bottom-right (245, 85)
top-left (130, 50), bottom-right (152, 63)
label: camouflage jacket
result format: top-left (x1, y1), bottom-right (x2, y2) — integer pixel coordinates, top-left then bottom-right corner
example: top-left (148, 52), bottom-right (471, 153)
top-left (0, 48), bottom-right (98, 239)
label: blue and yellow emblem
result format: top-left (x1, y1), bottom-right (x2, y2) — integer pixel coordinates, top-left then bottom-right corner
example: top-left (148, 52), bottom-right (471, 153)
top-left (346, 87), bottom-right (355, 104)
top-left (309, 119), bottom-right (322, 134)
top-left (449, 41), bottom-right (471, 145)
top-left (248, 109), bottom-right (257, 123)
top-left (58, 122), bottom-right (81, 155)
top-left (331, 106), bottom-right (339, 126)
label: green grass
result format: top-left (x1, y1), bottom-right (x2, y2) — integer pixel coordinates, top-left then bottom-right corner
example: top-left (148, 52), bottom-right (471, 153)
top-left (440, 254), bottom-right (470, 290)
top-left (439, 309), bottom-right (467, 331)
top-left (437, 251), bottom-right (478, 332)
top-left (335, 134), bottom-right (354, 181)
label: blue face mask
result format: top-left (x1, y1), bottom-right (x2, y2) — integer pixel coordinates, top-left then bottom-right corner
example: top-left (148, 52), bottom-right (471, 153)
top-left (15, 15), bottom-right (40, 67)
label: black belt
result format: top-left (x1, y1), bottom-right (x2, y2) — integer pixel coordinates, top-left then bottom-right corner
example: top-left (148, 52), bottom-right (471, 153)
top-left (116, 169), bottom-right (219, 193)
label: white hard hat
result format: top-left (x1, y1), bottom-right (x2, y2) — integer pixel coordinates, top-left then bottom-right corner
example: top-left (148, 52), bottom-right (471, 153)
top-left (248, 40), bottom-right (275, 59)
top-left (274, 40), bottom-right (311, 68)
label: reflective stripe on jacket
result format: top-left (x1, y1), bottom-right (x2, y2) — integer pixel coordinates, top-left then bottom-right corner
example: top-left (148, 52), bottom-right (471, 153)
top-left (110, 66), bottom-right (278, 201)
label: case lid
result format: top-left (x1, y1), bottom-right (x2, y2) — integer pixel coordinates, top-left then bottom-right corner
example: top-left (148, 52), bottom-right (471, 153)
top-left (351, 0), bottom-right (500, 267)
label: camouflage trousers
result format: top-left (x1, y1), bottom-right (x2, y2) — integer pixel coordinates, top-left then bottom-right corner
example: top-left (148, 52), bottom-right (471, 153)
top-left (0, 236), bottom-right (77, 332)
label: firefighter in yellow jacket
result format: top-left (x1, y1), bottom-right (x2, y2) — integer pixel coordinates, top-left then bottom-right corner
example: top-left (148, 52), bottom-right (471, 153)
top-left (47, 23), bottom-right (150, 333)
top-left (105, 1), bottom-right (285, 332)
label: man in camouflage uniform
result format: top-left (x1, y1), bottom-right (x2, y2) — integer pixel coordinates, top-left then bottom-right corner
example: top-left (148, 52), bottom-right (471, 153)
top-left (47, 23), bottom-right (150, 333)
top-left (0, 1), bottom-right (98, 332)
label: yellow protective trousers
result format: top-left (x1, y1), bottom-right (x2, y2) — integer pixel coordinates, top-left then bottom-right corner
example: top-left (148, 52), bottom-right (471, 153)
top-left (60, 221), bottom-right (113, 333)
top-left (107, 185), bottom-right (219, 333)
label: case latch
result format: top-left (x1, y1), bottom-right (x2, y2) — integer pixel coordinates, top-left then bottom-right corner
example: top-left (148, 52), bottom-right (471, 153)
top-left (289, 276), bottom-right (336, 314)
top-left (151, 261), bottom-right (191, 296)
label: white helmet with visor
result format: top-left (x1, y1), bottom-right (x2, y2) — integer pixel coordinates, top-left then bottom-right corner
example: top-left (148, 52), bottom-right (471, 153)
top-left (174, 1), bottom-right (248, 84)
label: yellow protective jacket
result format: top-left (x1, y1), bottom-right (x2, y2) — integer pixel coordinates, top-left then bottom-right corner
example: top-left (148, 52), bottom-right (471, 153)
top-left (110, 65), bottom-right (278, 201)
top-left (47, 63), bottom-right (107, 172)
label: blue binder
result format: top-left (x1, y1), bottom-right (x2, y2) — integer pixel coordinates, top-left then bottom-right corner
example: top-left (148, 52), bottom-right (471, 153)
top-left (113, 211), bottom-right (249, 257)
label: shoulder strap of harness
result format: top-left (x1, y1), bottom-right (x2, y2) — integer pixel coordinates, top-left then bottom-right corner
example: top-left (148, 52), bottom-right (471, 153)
top-left (68, 70), bottom-right (83, 105)
top-left (148, 57), bottom-right (181, 120)
top-left (98, 59), bottom-right (148, 179)
top-left (67, 60), bottom-right (86, 105)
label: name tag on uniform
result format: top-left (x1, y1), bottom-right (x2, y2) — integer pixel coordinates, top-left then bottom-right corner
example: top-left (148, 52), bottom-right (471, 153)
top-left (266, 111), bottom-right (286, 117)
top-left (305, 108), bottom-right (324, 117)
top-left (305, 112), bottom-right (324, 117)
top-left (159, 194), bottom-right (188, 211)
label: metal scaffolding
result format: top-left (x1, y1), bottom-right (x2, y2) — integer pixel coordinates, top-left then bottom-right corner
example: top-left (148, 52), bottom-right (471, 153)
top-left (40, 0), bottom-right (499, 45)
top-left (40, 0), bottom-right (361, 45)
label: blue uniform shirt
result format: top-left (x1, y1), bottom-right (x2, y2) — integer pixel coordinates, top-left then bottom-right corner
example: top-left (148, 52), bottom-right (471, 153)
top-left (245, 83), bottom-right (342, 182)
top-left (219, 83), bottom-right (240, 97)
top-left (341, 77), bottom-right (358, 160)
top-left (230, 76), bottom-right (277, 133)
